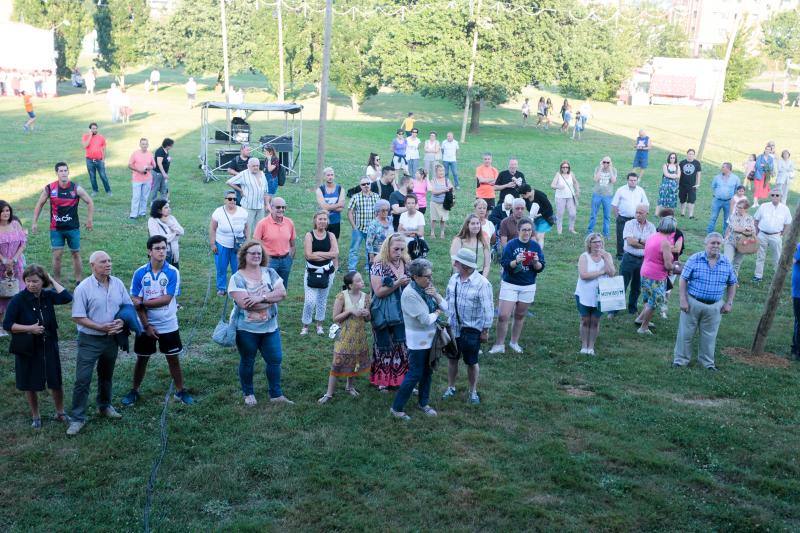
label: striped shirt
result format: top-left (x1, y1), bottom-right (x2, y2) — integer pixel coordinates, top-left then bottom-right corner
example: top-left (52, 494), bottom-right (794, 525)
top-left (227, 169), bottom-right (267, 211)
top-left (348, 191), bottom-right (378, 232)
top-left (681, 251), bottom-right (737, 302)
top-left (445, 271), bottom-right (494, 337)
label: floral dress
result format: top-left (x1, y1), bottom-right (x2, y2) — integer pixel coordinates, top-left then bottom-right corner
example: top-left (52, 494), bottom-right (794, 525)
top-left (658, 164), bottom-right (679, 208)
top-left (0, 220), bottom-right (27, 315)
top-left (369, 260), bottom-right (409, 388)
top-left (330, 291), bottom-right (371, 377)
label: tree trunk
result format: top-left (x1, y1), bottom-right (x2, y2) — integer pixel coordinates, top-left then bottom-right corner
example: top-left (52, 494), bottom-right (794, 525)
top-left (751, 199), bottom-right (800, 355)
top-left (351, 94), bottom-right (359, 113)
top-left (469, 99), bottom-right (482, 133)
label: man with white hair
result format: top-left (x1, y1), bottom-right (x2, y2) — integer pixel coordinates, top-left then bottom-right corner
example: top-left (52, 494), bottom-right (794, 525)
top-left (752, 186), bottom-right (792, 282)
top-left (226, 156), bottom-right (269, 236)
top-left (489, 193), bottom-right (515, 230)
top-left (498, 198), bottom-right (528, 249)
top-left (254, 196), bottom-right (296, 289)
top-left (68, 250), bottom-right (132, 435)
top-left (672, 232), bottom-right (737, 370)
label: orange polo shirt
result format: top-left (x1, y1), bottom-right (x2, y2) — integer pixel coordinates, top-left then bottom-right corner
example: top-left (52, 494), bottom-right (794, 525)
top-left (254, 214), bottom-right (296, 257)
top-left (475, 165), bottom-right (499, 200)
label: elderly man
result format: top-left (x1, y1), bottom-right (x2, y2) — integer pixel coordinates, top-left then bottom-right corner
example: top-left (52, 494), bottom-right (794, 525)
top-left (672, 233), bottom-right (737, 370)
top-left (620, 204), bottom-right (656, 315)
top-left (227, 157), bottom-right (268, 237)
top-left (347, 178), bottom-right (378, 272)
top-left (494, 158), bottom-right (527, 198)
top-left (443, 249), bottom-right (493, 405)
top-left (752, 187), bottom-right (792, 282)
top-left (611, 172), bottom-right (649, 260)
top-left (499, 198), bottom-right (528, 249)
top-left (68, 251), bottom-right (132, 435)
top-left (254, 197), bottom-right (296, 289)
top-left (490, 193), bottom-right (514, 230)
top-left (707, 163), bottom-right (740, 234)
top-left (475, 153), bottom-right (499, 210)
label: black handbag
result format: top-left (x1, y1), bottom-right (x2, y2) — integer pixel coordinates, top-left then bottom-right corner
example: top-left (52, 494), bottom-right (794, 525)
top-left (9, 332), bottom-right (36, 357)
top-left (370, 290), bottom-right (403, 329)
top-left (442, 179), bottom-right (455, 210)
top-left (307, 268), bottom-right (331, 289)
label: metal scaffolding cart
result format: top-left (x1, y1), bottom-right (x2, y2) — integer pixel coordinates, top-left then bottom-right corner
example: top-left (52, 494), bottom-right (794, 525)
top-left (198, 101), bottom-right (303, 183)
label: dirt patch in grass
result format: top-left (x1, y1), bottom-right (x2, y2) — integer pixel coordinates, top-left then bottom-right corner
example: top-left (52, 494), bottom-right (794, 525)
top-left (561, 386), bottom-right (596, 398)
top-left (723, 347), bottom-right (791, 369)
top-left (671, 397), bottom-right (734, 408)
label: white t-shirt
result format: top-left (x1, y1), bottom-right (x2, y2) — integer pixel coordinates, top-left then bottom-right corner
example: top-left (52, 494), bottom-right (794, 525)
top-left (212, 206), bottom-right (248, 248)
top-left (406, 137), bottom-right (421, 160)
top-left (481, 219), bottom-right (495, 240)
top-left (441, 139), bottom-right (459, 162)
top-left (399, 211), bottom-right (426, 242)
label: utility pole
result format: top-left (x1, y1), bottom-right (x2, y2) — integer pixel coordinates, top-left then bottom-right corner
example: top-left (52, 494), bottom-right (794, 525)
top-left (316, 0), bottom-right (333, 184)
top-left (697, 21), bottom-right (738, 161)
top-left (460, 0), bottom-right (482, 143)
top-left (277, 0), bottom-right (285, 101)
top-left (220, 0), bottom-right (231, 124)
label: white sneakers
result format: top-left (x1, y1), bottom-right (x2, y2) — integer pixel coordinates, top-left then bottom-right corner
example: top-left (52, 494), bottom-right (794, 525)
top-left (509, 343), bottom-right (524, 354)
top-left (488, 345), bottom-right (505, 354)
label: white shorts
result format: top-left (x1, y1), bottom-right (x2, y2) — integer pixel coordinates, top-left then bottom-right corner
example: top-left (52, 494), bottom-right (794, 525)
top-left (499, 281), bottom-right (536, 304)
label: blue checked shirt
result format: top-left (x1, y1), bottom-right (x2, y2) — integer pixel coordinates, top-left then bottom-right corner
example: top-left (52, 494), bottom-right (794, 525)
top-left (445, 271), bottom-right (494, 337)
top-left (681, 251), bottom-right (737, 302)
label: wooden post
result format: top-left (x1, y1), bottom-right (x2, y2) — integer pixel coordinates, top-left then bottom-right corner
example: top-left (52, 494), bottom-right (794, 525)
top-left (697, 21), bottom-right (737, 161)
top-left (276, 0), bottom-right (285, 101)
top-left (459, 0), bottom-right (481, 144)
top-left (315, 0), bottom-right (333, 184)
top-left (751, 199), bottom-right (800, 355)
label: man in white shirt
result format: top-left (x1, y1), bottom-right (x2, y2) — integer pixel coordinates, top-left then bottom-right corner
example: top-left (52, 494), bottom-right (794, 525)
top-left (752, 187), bottom-right (792, 282)
top-left (611, 172), bottom-right (649, 260)
top-left (441, 131), bottom-right (460, 189)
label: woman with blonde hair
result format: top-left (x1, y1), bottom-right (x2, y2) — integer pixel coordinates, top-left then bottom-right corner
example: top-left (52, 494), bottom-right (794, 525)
top-left (575, 234), bottom-right (615, 355)
top-left (450, 213), bottom-right (491, 277)
top-left (551, 160), bottom-right (580, 234)
top-left (301, 209), bottom-right (339, 336)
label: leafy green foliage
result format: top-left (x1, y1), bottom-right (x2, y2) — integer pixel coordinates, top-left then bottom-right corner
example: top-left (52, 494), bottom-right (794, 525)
top-left (711, 25), bottom-right (760, 102)
top-left (12, 0), bottom-right (95, 78)
top-left (330, 11), bottom-right (378, 110)
top-left (761, 10), bottom-right (800, 64)
top-left (93, 0), bottom-right (151, 79)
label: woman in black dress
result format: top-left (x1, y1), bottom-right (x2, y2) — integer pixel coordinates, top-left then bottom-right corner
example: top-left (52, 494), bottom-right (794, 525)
top-left (3, 264), bottom-right (72, 429)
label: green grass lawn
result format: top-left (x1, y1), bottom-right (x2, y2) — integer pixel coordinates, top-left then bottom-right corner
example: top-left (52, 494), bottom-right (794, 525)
top-left (1, 69), bottom-right (800, 531)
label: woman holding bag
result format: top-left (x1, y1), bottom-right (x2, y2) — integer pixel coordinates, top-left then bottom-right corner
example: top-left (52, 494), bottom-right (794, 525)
top-left (551, 160), bottom-right (580, 234)
top-left (723, 198), bottom-right (756, 276)
top-left (369, 233), bottom-right (411, 391)
top-left (0, 200), bottom-right (26, 336)
top-left (3, 264), bottom-right (72, 429)
top-left (301, 210), bottom-right (339, 336)
top-left (210, 190), bottom-right (249, 296)
top-left (575, 234), bottom-right (615, 355)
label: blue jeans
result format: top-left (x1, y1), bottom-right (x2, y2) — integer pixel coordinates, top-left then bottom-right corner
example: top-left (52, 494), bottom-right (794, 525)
top-left (86, 158), bottom-right (111, 193)
top-left (392, 347), bottom-right (433, 412)
top-left (267, 176), bottom-right (279, 195)
top-left (407, 158), bottom-right (419, 179)
top-left (269, 255), bottom-right (293, 289)
top-left (347, 229), bottom-right (369, 272)
top-left (587, 193), bottom-right (612, 237)
top-left (235, 329), bottom-right (283, 398)
top-left (707, 197), bottom-right (730, 234)
top-left (443, 161), bottom-right (459, 188)
top-left (214, 242), bottom-right (238, 291)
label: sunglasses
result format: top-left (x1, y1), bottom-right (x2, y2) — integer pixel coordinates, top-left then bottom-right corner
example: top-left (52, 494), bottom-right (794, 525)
top-left (561, 166), bottom-right (570, 170)
top-left (770, 194), bottom-right (781, 197)
top-left (602, 161), bottom-right (610, 164)
top-left (360, 183), bottom-right (370, 187)
top-left (274, 205), bottom-right (287, 209)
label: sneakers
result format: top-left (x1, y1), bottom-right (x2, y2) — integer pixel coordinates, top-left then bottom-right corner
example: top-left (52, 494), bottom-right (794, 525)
top-left (752, 277), bottom-right (762, 283)
top-left (66, 421), bottom-right (85, 435)
top-left (637, 327), bottom-right (653, 335)
top-left (442, 387), bottom-right (456, 400)
top-left (488, 344), bottom-right (505, 354)
top-left (300, 326), bottom-right (309, 336)
top-left (390, 408), bottom-right (411, 420)
top-left (418, 405), bottom-right (438, 417)
top-left (31, 418), bottom-right (42, 430)
top-left (174, 389), bottom-right (195, 405)
top-left (706, 365), bottom-right (719, 372)
top-left (509, 342), bottom-right (523, 353)
top-left (99, 406), bottom-right (122, 418)
top-left (316, 325), bottom-right (324, 335)
top-left (121, 389), bottom-right (140, 406)
top-left (270, 395), bottom-right (295, 405)
top-left (244, 394), bottom-right (257, 406)
top-left (468, 392), bottom-right (480, 405)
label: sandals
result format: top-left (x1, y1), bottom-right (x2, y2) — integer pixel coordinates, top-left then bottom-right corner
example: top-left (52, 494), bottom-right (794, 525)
top-left (318, 394), bottom-right (333, 404)
top-left (345, 387), bottom-right (360, 398)
top-left (54, 412), bottom-right (70, 423)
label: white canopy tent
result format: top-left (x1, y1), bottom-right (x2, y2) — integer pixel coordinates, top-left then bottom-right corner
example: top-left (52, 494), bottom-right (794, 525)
top-left (0, 22), bottom-right (57, 71)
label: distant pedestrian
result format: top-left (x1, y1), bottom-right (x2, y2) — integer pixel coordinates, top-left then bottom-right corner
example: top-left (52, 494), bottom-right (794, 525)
top-left (611, 173), bottom-right (649, 260)
top-left (315, 167), bottom-right (345, 239)
top-left (722, 198), bottom-right (755, 277)
top-left (776, 150), bottom-right (795, 205)
top-left (679, 149), bottom-right (702, 218)
top-left (521, 98), bottom-right (530, 126)
top-left (22, 91), bottom-right (35, 132)
top-left (632, 129), bottom-right (650, 180)
top-left (401, 112), bottom-right (415, 136)
top-left (406, 128), bottom-right (421, 178)
top-left (149, 138), bottom-right (174, 204)
top-left (440, 131), bottom-right (459, 189)
top-left (301, 210), bottom-right (338, 336)
top-left (551, 160), bottom-right (580, 234)
top-left (149, 68), bottom-right (161, 92)
top-left (706, 163), bottom-right (740, 234)
top-left (391, 129), bottom-right (408, 174)
top-left (185, 77), bottom-right (197, 108)
top-left (575, 234), bottom-right (615, 355)
top-left (587, 156), bottom-right (617, 238)
top-left (127, 138), bottom-right (156, 219)
top-left (82, 122), bottom-right (112, 196)
top-left (752, 146), bottom-right (774, 208)
top-left (657, 152), bottom-right (679, 214)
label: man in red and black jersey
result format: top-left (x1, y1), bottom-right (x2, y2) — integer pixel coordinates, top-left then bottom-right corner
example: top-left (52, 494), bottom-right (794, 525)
top-left (32, 162), bottom-right (94, 283)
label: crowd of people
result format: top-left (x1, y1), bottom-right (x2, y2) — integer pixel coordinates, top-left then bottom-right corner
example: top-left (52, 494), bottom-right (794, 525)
top-left (1, 109), bottom-right (798, 431)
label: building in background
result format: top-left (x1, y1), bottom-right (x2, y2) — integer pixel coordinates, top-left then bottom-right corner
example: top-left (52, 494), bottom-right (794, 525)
top-left (618, 57), bottom-right (726, 107)
top-left (670, 0), bottom-right (800, 56)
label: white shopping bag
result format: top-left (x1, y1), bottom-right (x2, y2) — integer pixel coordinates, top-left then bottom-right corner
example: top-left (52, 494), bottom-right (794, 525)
top-left (597, 276), bottom-right (626, 312)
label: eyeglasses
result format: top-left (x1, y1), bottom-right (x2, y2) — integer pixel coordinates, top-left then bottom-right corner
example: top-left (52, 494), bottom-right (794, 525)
top-left (561, 166), bottom-right (570, 169)
top-left (770, 194), bottom-right (781, 197)
top-left (602, 161), bottom-right (610, 164)
top-left (225, 197), bottom-right (236, 201)
top-left (246, 251), bottom-right (262, 256)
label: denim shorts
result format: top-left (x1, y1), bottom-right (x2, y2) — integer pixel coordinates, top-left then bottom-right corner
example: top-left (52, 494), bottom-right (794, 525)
top-left (50, 228), bottom-right (80, 251)
top-left (633, 153), bottom-right (649, 169)
top-left (575, 295), bottom-right (602, 318)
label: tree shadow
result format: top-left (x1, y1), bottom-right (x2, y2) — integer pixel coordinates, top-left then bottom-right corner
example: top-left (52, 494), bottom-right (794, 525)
top-left (742, 87), bottom-right (797, 105)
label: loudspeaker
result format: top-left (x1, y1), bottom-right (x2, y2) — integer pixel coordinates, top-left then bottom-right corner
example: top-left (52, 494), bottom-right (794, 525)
top-left (216, 150), bottom-right (241, 168)
top-left (258, 134), bottom-right (293, 153)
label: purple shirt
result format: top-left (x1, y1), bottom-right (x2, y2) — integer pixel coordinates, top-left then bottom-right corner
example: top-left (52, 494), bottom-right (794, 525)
top-left (392, 137), bottom-right (407, 157)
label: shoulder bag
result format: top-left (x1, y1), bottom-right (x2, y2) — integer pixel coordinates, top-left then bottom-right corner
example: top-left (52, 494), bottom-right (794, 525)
top-left (212, 294), bottom-right (238, 347)
top-left (735, 233), bottom-right (758, 254)
top-left (443, 178), bottom-right (455, 211)
top-left (0, 272), bottom-right (20, 298)
top-left (222, 208), bottom-right (245, 250)
top-left (370, 288), bottom-right (403, 330)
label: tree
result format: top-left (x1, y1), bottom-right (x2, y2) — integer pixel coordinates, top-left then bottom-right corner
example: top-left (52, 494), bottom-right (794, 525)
top-left (652, 22), bottom-right (691, 58)
top-left (712, 25), bottom-right (759, 102)
top-left (12, 0), bottom-right (95, 78)
top-left (94, 0), bottom-right (151, 86)
top-left (762, 10), bottom-right (800, 65)
top-left (330, 12), bottom-right (378, 112)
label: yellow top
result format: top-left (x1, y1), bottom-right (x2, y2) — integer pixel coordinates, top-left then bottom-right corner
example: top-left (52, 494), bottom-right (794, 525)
top-left (401, 117), bottom-right (415, 131)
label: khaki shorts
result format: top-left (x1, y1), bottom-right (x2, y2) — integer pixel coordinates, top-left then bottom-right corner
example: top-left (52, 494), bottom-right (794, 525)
top-left (430, 201), bottom-right (449, 222)
top-left (499, 281), bottom-right (536, 304)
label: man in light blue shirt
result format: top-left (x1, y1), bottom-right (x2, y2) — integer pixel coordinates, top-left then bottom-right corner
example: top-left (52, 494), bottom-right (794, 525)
top-left (706, 163), bottom-right (740, 234)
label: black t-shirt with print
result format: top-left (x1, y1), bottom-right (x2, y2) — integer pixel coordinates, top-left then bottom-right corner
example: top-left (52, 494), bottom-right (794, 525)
top-left (679, 159), bottom-right (701, 187)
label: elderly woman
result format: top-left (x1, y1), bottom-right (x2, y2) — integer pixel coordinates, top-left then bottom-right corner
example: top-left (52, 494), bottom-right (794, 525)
top-left (148, 199), bottom-right (185, 269)
top-left (575, 234), bottom-right (615, 355)
top-left (365, 199), bottom-right (392, 264)
top-left (228, 240), bottom-right (293, 406)
top-left (635, 216), bottom-right (677, 334)
top-left (3, 264), bottom-right (72, 428)
top-left (723, 198), bottom-right (756, 276)
top-left (390, 258), bottom-right (448, 420)
top-left (210, 190), bottom-right (249, 296)
top-left (450, 213), bottom-right (491, 277)
top-left (0, 200), bottom-right (26, 336)
top-left (301, 210), bottom-right (339, 336)
top-left (489, 217), bottom-right (545, 354)
top-left (226, 157), bottom-right (268, 236)
top-left (776, 150), bottom-right (795, 205)
top-left (370, 233), bottom-right (411, 391)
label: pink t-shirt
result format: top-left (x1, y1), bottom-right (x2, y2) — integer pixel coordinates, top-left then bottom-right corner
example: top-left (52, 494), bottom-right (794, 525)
top-left (129, 150), bottom-right (156, 183)
top-left (640, 232), bottom-right (670, 280)
top-left (412, 178), bottom-right (429, 208)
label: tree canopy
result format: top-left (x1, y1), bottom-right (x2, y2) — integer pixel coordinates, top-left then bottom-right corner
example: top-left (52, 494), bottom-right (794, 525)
top-left (761, 10), bottom-right (800, 65)
top-left (93, 0), bottom-right (151, 81)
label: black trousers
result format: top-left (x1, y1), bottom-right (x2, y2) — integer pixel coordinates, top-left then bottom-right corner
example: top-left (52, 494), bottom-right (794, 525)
top-left (615, 216), bottom-right (633, 260)
top-left (793, 297), bottom-right (800, 356)
top-left (620, 252), bottom-right (644, 314)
